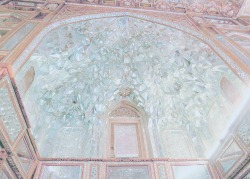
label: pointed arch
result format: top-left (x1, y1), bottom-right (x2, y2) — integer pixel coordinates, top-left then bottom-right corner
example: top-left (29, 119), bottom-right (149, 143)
top-left (102, 100), bottom-right (152, 158)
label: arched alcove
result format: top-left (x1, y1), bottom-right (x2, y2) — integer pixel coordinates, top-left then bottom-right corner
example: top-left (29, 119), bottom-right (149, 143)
top-left (14, 14), bottom-right (246, 159)
top-left (103, 100), bottom-right (152, 158)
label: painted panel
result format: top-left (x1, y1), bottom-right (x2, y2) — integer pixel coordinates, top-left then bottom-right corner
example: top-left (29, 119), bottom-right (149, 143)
top-left (107, 166), bottom-right (150, 179)
top-left (20, 66), bottom-right (35, 95)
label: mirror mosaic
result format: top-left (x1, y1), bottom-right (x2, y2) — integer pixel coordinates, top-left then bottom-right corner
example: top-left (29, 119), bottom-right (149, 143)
top-left (15, 16), bottom-right (246, 159)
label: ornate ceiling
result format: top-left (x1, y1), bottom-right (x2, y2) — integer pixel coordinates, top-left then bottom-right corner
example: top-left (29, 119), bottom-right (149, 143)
top-left (16, 16), bottom-right (246, 159)
top-left (0, 0), bottom-right (249, 177)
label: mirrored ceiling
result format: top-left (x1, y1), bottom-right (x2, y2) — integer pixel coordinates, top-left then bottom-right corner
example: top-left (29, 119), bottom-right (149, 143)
top-left (16, 16), bottom-right (246, 159)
